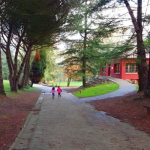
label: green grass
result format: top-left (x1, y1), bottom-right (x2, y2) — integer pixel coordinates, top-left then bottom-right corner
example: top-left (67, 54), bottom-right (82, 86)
top-left (74, 83), bottom-right (119, 98)
top-left (135, 84), bottom-right (139, 91)
top-left (24, 86), bottom-right (40, 91)
top-left (49, 81), bottom-right (82, 87)
top-left (3, 80), bottom-right (10, 91)
top-left (3, 80), bottom-right (40, 97)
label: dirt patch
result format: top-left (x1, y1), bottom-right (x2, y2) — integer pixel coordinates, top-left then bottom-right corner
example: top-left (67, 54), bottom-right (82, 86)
top-left (89, 92), bottom-right (150, 135)
top-left (0, 90), bottom-right (41, 150)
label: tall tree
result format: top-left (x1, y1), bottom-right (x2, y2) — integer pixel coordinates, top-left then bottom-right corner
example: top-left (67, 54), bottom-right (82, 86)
top-left (62, 56), bottom-right (81, 86)
top-left (96, 0), bottom-right (149, 94)
top-left (0, 27), bottom-right (6, 95)
top-left (123, 0), bottom-right (148, 94)
top-left (1, 0), bottom-right (80, 91)
top-left (2, 51), bottom-right (9, 80)
top-left (144, 38), bottom-right (150, 96)
top-left (30, 50), bottom-right (46, 86)
top-left (0, 0), bottom-right (6, 95)
top-left (61, 0), bottom-right (115, 87)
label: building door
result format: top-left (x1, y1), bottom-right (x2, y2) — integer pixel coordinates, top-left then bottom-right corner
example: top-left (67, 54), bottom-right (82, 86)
top-left (108, 64), bottom-right (111, 76)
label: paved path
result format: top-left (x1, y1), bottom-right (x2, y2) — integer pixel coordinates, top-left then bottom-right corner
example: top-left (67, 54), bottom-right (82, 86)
top-left (78, 77), bottom-right (137, 102)
top-left (10, 78), bottom-right (150, 150)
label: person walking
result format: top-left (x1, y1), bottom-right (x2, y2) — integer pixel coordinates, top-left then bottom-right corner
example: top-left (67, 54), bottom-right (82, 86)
top-left (50, 87), bottom-right (55, 99)
top-left (57, 86), bottom-right (62, 98)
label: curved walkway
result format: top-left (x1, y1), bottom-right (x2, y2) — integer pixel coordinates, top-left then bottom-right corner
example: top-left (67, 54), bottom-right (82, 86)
top-left (65, 77), bottom-right (137, 102)
top-left (10, 78), bottom-right (150, 150)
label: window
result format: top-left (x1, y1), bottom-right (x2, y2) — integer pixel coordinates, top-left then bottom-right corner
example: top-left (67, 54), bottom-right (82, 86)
top-left (114, 63), bottom-right (120, 73)
top-left (126, 63), bottom-right (137, 73)
top-left (101, 67), bottom-right (106, 73)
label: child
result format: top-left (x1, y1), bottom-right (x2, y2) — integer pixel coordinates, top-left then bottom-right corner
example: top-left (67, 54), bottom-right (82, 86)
top-left (57, 86), bottom-right (62, 98)
top-left (50, 87), bottom-right (55, 99)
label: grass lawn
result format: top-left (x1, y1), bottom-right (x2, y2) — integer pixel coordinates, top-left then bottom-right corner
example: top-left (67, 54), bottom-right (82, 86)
top-left (49, 81), bottom-right (82, 87)
top-left (74, 82), bottom-right (119, 98)
top-left (3, 80), bottom-right (40, 97)
top-left (3, 80), bottom-right (10, 91)
top-left (135, 84), bottom-right (139, 90)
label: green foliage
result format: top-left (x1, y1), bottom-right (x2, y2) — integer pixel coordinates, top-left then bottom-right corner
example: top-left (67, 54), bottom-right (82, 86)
top-left (1, 0), bottom-right (82, 92)
top-left (135, 85), bottom-right (139, 91)
top-left (48, 81), bottom-right (82, 87)
top-left (30, 49), bottom-right (46, 83)
top-left (74, 82), bottom-right (119, 98)
top-left (3, 80), bottom-right (10, 92)
top-left (60, 0), bottom-right (117, 86)
top-left (61, 40), bottom-right (113, 75)
top-left (3, 0), bottom-right (77, 42)
top-left (103, 43), bottom-right (134, 60)
top-left (144, 38), bottom-right (150, 52)
top-left (43, 48), bottom-right (58, 81)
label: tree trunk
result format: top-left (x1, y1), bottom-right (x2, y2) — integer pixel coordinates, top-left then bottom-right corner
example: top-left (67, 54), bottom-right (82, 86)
top-left (10, 78), bottom-right (18, 92)
top-left (67, 77), bottom-right (71, 86)
top-left (21, 51), bottom-right (31, 88)
top-left (4, 23), bottom-right (30, 92)
top-left (137, 34), bottom-right (147, 92)
top-left (9, 46), bottom-right (32, 91)
top-left (136, 0), bottom-right (147, 92)
top-left (7, 48), bottom-right (32, 92)
top-left (0, 30), bottom-right (6, 95)
top-left (82, 6), bottom-right (87, 88)
top-left (31, 81), bottom-right (33, 87)
top-left (124, 0), bottom-right (147, 92)
top-left (20, 64), bottom-right (27, 89)
top-left (144, 51), bottom-right (150, 97)
top-left (4, 24), bottom-right (18, 92)
top-left (82, 58), bottom-right (86, 87)
top-left (5, 25), bottom-right (14, 91)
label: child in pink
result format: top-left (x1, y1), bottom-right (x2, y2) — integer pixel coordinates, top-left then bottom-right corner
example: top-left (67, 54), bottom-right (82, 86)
top-left (50, 87), bottom-right (55, 99)
top-left (57, 86), bottom-right (62, 98)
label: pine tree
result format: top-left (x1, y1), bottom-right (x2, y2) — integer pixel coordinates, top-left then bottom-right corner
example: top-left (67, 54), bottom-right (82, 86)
top-left (30, 50), bottom-right (46, 85)
top-left (61, 0), bottom-right (116, 87)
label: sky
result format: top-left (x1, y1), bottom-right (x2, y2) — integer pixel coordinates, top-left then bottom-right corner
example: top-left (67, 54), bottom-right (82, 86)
top-left (56, 0), bottom-right (150, 52)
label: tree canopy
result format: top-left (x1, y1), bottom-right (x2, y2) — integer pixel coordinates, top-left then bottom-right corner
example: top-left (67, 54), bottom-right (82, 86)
top-left (60, 0), bottom-right (132, 87)
top-left (0, 0), bottom-right (81, 92)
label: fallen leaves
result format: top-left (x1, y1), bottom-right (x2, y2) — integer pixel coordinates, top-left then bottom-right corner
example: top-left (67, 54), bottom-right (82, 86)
top-left (0, 90), bottom-right (41, 150)
top-left (89, 92), bottom-right (150, 135)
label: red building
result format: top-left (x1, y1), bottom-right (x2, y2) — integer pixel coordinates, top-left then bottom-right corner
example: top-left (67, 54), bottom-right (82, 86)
top-left (101, 55), bottom-right (149, 84)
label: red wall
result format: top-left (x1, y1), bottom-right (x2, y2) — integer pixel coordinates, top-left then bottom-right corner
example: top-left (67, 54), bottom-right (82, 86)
top-left (100, 59), bottom-right (148, 82)
top-left (121, 59), bottom-right (138, 80)
top-left (110, 60), bottom-right (122, 79)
